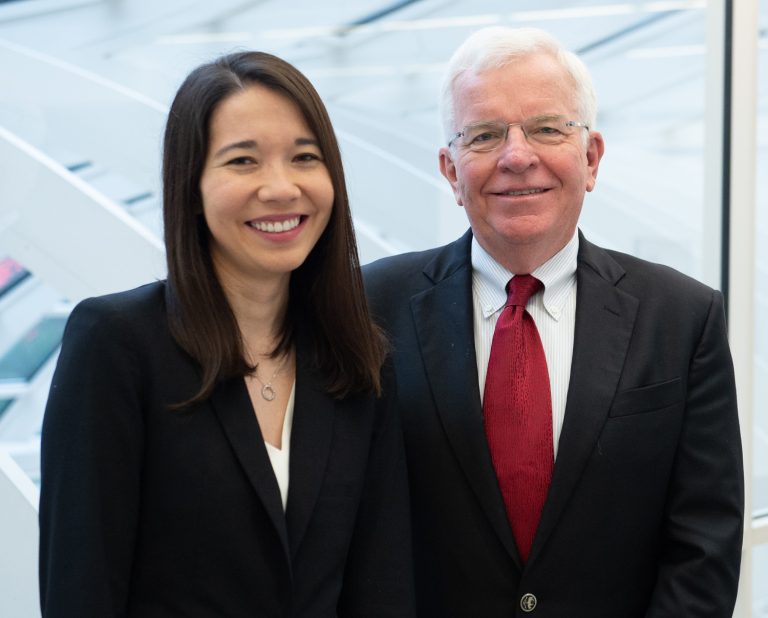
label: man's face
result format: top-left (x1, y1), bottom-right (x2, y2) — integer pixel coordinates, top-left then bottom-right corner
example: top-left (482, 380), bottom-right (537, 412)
top-left (439, 54), bottom-right (604, 271)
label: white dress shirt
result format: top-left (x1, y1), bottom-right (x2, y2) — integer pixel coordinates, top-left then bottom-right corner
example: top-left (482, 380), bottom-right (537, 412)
top-left (472, 233), bottom-right (578, 458)
top-left (264, 381), bottom-right (295, 511)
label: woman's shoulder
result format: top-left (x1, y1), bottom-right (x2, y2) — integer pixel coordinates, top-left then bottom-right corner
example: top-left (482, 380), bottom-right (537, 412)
top-left (74, 281), bottom-right (166, 320)
top-left (77, 280), bottom-right (165, 310)
top-left (66, 280), bottom-right (168, 344)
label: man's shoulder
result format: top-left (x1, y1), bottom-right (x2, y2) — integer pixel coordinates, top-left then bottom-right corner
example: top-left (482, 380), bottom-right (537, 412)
top-left (363, 246), bottom-right (441, 282)
top-left (362, 233), bottom-right (472, 318)
top-left (363, 231), bottom-right (471, 288)
top-left (588, 242), bottom-right (718, 303)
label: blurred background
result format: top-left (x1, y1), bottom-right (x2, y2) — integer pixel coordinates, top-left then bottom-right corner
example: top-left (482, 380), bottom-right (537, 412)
top-left (0, 0), bottom-right (765, 615)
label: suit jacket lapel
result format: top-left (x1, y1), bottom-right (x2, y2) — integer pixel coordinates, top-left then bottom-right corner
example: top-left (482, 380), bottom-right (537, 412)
top-left (210, 377), bottom-right (291, 565)
top-left (285, 335), bottom-right (335, 559)
top-left (210, 333), bottom-right (336, 565)
top-left (529, 233), bottom-right (639, 565)
top-left (413, 231), bottom-right (520, 565)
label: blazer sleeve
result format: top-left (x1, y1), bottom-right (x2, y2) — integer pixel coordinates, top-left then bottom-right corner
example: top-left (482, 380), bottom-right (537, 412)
top-left (336, 361), bottom-right (416, 618)
top-left (646, 290), bottom-right (744, 617)
top-left (39, 298), bottom-right (145, 618)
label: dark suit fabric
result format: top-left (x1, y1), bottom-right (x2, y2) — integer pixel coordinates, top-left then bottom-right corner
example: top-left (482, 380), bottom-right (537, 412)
top-left (39, 281), bottom-right (415, 618)
top-left (363, 230), bottom-right (743, 618)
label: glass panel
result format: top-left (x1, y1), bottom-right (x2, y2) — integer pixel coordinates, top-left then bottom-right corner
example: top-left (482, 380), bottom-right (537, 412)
top-left (755, 544), bottom-right (768, 617)
top-left (0, 398), bottom-right (14, 420)
top-left (0, 316), bottom-right (67, 383)
top-left (576, 2), bottom-right (715, 285)
top-left (754, 0), bottom-right (768, 519)
top-left (0, 257), bottom-right (30, 299)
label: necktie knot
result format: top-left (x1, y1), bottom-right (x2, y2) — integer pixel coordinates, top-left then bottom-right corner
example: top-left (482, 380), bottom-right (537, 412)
top-left (506, 274), bottom-right (543, 308)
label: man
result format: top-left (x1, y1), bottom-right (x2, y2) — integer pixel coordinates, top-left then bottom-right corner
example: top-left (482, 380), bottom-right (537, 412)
top-left (363, 26), bottom-right (743, 617)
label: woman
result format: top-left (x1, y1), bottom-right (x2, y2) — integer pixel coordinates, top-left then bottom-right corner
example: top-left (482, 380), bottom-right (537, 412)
top-left (39, 51), bottom-right (414, 617)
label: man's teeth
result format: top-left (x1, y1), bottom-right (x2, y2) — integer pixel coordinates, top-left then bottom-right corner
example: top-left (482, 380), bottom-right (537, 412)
top-left (503, 188), bottom-right (544, 196)
top-left (250, 216), bottom-right (301, 233)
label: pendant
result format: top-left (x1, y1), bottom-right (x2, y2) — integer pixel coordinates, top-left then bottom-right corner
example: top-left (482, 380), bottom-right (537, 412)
top-left (261, 384), bottom-right (276, 401)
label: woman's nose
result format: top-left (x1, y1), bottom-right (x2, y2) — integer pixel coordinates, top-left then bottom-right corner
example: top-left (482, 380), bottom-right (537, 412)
top-left (256, 165), bottom-right (302, 203)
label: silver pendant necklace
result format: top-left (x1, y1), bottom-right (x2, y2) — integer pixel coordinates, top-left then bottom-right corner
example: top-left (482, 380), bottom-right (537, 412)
top-left (253, 354), bottom-right (289, 402)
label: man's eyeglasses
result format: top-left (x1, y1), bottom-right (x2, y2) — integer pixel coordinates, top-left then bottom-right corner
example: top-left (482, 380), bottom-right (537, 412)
top-left (447, 115), bottom-right (589, 152)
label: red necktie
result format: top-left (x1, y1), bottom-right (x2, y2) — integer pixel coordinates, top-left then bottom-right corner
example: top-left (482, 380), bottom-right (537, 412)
top-left (483, 274), bottom-right (553, 563)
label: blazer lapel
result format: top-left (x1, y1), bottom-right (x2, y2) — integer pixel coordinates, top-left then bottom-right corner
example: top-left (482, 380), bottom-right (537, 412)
top-left (413, 231), bottom-right (520, 565)
top-left (529, 233), bottom-right (639, 565)
top-left (285, 338), bottom-right (335, 559)
top-left (210, 377), bottom-right (291, 564)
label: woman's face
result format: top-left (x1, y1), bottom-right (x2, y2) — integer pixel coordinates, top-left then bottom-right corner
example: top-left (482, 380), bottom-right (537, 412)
top-left (199, 84), bottom-right (334, 289)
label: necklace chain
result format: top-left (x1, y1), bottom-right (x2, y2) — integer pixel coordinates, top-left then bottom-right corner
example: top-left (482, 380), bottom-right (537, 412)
top-left (253, 354), bottom-right (289, 402)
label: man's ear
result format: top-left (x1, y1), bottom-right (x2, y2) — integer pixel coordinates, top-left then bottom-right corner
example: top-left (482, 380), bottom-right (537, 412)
top-left (439, 147), bottom-right (463, 206)
top-left (585, 131), bottom-right (605, 193)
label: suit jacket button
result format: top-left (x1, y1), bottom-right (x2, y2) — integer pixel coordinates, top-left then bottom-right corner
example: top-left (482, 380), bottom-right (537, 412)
top-left (520, 593), bottom-right (537, 612)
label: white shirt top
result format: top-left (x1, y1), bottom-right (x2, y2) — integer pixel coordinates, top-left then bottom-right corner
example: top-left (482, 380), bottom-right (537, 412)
top-left (264, 381), bottom-right (296, 511)
top-left (471, 233), bottom-right (578, 459)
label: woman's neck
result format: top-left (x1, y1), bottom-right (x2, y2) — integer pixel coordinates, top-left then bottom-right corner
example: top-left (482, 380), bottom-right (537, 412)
top-left (216, 267), bottom-right (291, 359)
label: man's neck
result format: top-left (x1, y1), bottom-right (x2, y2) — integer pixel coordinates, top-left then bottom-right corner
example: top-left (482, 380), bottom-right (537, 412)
top-left (475, 236), bottom-right (573, 275)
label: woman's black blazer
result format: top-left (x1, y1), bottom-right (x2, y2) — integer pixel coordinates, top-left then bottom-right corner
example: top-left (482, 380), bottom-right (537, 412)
top-left (39, 281), bottom-right (414, 617)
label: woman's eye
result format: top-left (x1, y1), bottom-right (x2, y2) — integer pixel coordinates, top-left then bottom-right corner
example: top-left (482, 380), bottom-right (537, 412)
top-left (226, 156), bottom-right (255, 165)
top-left (295, 152), bottom-right (322, 163)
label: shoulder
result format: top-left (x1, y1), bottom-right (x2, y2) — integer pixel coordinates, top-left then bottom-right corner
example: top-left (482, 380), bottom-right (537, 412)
top-left (71, 281), bottom-right (166, 322)
top-left (363, 246), bottom-right (443, 285)
top-left (74, 280), bottom-right (166, 312)
top-left (578, 235), bottom-right (719, 306)
top-left (579, 241), bottom-right (724, 339)
top-left (363, 232), bottom-right (472, 297)
top-left (64, 281), bottom-right (168, 349)
top-left (51, 283), bottom-right (171, 397)
top-left (604, 248), bottom-right (718, 305)
top-left (363, 246), bottom-right (447, 319)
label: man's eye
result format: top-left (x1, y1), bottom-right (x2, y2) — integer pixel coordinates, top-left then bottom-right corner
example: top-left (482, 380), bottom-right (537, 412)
top-left (469, 131), bottom-right (500, 144)
top-left (531, 125), bottom-right (562, 135)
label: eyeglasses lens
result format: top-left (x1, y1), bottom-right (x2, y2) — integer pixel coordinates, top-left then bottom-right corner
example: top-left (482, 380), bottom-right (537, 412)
top-left (461, 116), bottom-right (576, 152)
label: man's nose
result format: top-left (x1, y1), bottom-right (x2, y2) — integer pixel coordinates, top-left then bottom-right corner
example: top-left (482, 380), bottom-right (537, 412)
top-left (496, 125), bottom-right (539, 173)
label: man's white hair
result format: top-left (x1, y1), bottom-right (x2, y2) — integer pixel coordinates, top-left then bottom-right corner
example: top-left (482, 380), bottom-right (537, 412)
top-left (439, 27), bottom-right (598, 143)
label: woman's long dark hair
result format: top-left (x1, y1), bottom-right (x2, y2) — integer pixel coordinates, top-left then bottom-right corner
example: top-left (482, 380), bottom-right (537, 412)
top-left (162, 51), bottom-right (387, 407)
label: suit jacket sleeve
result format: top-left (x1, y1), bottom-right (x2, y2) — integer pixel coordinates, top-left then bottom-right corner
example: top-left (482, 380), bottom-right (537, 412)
top-left (646, 289), bottom-right (743, 617)
top-left (337, 361), bottom-right (416, 618)
top-left (39, 297), bottom-right (145, 618)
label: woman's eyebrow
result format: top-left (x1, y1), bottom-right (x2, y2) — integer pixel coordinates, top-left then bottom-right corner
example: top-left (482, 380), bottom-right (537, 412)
top-left (214, 137), bottom-right (319, 158)
top-left (213, 139), bottom-right (257, 158)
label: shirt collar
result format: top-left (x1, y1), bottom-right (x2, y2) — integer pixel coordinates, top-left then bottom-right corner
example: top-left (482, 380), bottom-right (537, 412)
top-left (471, 232), bottom-right (579, 321)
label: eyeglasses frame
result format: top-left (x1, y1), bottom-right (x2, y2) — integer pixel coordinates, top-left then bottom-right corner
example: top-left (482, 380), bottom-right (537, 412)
top-left (447, 116), bottom-right (590, 151)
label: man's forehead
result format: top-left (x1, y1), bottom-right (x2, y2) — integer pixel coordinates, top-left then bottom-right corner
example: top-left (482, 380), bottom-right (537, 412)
top-left (451, 63), bottom-right (576, 122)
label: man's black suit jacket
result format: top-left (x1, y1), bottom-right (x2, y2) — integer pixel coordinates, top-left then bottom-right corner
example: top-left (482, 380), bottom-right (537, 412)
top-left (363, 230), bottom-right (743, 618)
top-left (39, 281), bottom-right (415, 618)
